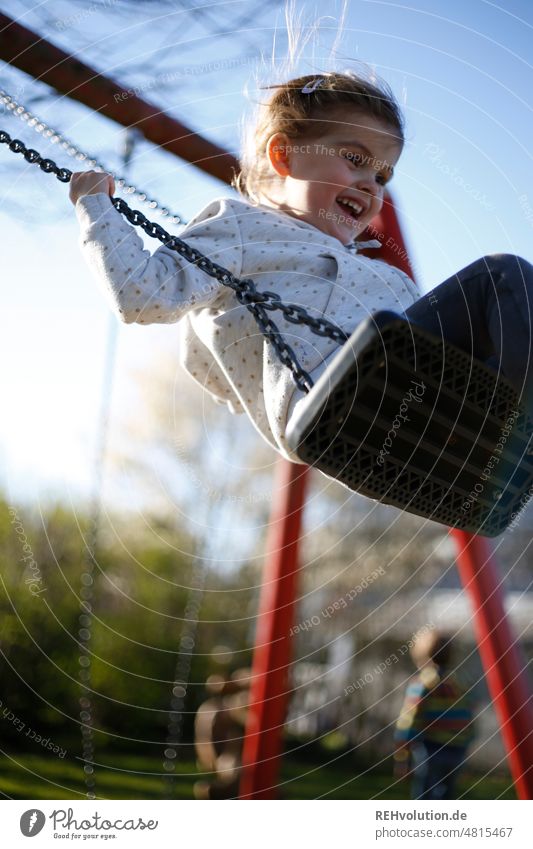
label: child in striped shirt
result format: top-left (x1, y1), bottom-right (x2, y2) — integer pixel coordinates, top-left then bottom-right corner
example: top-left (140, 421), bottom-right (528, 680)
top-left (394, 628), bottom-right (476, 800)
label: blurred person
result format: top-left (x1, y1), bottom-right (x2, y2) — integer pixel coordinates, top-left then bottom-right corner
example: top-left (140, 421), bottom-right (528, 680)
top-left (393, 628), bottom-right (476, 800)
top-left (193, 668), bottom-right (252, 800)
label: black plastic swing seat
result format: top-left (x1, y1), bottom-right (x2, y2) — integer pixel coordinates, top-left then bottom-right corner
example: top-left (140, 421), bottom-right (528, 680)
top-left (286, 311), bottom-right (533, 537)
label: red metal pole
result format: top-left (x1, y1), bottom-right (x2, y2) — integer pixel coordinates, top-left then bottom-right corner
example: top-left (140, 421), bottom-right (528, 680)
top-left (239, 460), bottom-right (309, 799)
top-left (451, 530), bottom-right (533, 799)
top-left (361, 191), bottom-right (416, 279)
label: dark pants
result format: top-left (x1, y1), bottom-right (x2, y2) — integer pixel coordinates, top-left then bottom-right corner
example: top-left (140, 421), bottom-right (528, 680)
top-left (410, 741), bottom-right (467, 800)
top-left (404, 254), bottom-right (533, 412)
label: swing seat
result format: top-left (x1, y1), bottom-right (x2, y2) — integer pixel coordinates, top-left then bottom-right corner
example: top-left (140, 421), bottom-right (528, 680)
top-left (286, 311), bottom-right (533, 537)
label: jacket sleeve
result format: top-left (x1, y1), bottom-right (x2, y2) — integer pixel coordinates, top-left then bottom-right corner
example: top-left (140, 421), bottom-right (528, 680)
top-left (75, 194), bottom-right (243, 324)
top-left (394, 678), bottom-right (428, 744)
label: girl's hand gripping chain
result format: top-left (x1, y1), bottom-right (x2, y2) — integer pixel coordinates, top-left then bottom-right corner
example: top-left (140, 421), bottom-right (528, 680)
top-left (69, 170), bottom-right (115, 204)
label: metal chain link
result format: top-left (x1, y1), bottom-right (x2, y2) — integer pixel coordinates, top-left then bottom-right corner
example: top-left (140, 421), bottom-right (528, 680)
top-left (0, 129), bottom-right (351, 393)
top-left (0, 88), bottom-right (185, 224)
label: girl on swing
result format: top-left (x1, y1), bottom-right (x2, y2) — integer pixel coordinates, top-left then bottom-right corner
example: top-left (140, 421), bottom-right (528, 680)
top-left (70, 71), bottom-right (533, 464)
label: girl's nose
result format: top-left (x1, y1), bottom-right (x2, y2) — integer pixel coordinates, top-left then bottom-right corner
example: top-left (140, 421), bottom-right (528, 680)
top-left (354, 169), bottom-right (380, 197)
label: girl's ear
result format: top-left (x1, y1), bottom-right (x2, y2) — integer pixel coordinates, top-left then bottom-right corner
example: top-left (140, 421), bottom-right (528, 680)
top-left (266, 133), bottom-right (291, 178)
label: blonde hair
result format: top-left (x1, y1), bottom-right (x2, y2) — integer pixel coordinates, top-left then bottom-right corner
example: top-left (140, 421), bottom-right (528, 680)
top-left (232, 70), bottom-right (406, 204)
top-left (411, 628), bottom-right (453, 669)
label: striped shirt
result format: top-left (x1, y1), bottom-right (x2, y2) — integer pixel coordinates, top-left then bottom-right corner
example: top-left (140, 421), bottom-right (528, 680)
top-left (395, 665), bottom-right (475, 749)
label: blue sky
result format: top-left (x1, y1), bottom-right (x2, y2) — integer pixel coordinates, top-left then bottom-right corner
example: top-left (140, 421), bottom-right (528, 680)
top-left (1, 0), bottom-right (532, 510)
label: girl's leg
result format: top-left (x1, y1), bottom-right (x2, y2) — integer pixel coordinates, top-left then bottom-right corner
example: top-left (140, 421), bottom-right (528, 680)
top-left (404, 254), bottom-right (533, 410)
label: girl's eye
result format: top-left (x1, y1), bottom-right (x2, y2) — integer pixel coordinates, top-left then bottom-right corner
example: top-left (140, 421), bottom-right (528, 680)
top-left (342, 151), bottom-right (365, 166)
top-left (342, 151), bottom-right (390, 185)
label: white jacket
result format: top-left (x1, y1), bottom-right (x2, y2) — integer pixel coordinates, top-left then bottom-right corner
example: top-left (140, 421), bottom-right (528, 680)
top-left (75, 193), bottom-right (420, 462)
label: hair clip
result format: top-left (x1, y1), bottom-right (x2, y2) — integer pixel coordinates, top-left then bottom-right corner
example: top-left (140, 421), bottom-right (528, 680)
top-left (301, 78), bottom-right (325, 94)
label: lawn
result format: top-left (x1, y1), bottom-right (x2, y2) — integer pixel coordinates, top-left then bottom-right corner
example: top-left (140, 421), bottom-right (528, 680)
top-left (0, 749), bottom-right (516, 800)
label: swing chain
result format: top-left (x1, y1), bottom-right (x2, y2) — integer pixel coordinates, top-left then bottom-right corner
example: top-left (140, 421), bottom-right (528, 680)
top-left (115, 198), bottom-right (349, 392)
top-left (0, 129), bottom-right (351, 394)
top-left (1, 132), bottom-right (72, 181)
top-left (113, 200), bottom-right (348, 344)
top-left (0, 88), bottom-right (185, 224)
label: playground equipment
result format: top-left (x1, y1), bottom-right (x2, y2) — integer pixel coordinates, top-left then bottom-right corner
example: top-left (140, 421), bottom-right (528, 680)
top-left (286, 309), bottom-right (533, 537)
top-left (1, 19), bottom-right (533, 796)
top-left (2, 123), bottom-right (532, 536)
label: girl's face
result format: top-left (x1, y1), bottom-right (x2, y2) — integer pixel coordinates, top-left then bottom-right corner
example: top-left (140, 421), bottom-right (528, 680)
top-left (265, 109), bottom-right (402, 245)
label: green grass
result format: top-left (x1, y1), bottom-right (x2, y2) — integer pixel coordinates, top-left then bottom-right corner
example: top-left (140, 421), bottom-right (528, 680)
top-left (280, 758), bottom-right (516, 800)
top-left (0, 750), bottom-right (516, 800)
top-left (0, 751), bottom-right (196, 800)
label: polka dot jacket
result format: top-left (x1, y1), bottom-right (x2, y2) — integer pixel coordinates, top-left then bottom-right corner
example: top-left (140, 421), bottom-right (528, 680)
top-left (75, 193), bottom-right (421, 463)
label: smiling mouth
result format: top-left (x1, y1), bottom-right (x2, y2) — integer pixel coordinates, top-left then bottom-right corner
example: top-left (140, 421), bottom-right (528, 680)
top-left (336, 197), bottom-right (365, 223)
